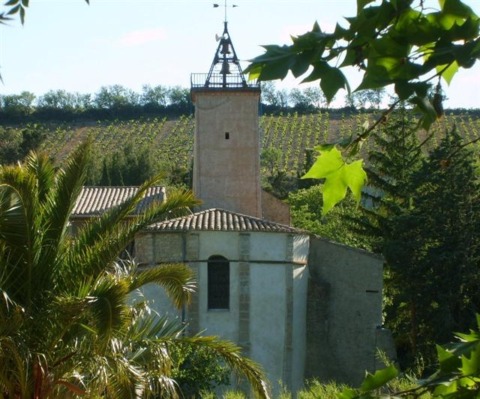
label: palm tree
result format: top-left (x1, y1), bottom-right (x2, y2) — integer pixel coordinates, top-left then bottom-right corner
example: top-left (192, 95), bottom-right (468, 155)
top-left (0, 142), bottom-right (270, 399)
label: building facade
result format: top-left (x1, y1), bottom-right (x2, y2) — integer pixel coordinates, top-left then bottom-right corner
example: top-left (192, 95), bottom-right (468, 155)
top-left (70, 21), bottom-right (395, 397)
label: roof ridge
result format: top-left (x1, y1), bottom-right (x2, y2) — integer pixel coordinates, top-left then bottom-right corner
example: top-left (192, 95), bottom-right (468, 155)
top-left (72, 186), bottom-right (166, 217)
top-left (148, 207), bottom-right (307, 234)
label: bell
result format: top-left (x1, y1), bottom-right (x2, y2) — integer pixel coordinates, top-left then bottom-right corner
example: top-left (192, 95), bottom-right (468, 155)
top-left (220, 61), bottom-right (230, 75)
top-left (221, 42), bottom-right (231, 55)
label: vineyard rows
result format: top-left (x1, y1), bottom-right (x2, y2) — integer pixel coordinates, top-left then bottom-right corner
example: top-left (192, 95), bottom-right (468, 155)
top-left (7, 111), bottom-right (479, 177)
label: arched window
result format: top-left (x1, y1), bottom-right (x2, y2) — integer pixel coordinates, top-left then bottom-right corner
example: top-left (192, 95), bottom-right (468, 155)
top-left (208, 255), bottom-right (230, 310)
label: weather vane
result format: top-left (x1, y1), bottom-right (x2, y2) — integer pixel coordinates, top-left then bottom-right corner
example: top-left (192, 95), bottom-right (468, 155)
top-left (213, 0), bottom-right (238, 23)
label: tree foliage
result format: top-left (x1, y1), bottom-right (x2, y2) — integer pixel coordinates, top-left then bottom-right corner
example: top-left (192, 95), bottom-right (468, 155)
top-left (351, 110), bottom-right (480, 369)
top-left (246, 0), bottom-right (480, 212)
top-left (0, 0), bottom-right (89, 24)
top-left (288, 184), bottom-right (372, 249)
top-left (170, 343), bottom-right (231, 397)
top-left (90, 145), bottom-right (159, 186)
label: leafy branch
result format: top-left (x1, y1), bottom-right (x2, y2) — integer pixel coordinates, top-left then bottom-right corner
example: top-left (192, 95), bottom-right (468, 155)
top-left (246, 0), bottom-right (480, 212)
top-left (1, 0), bottom-right (90, 24)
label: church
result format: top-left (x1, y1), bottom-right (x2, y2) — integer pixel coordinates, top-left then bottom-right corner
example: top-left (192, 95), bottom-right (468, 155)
top-left (71, 21), bottom-right (394, 396)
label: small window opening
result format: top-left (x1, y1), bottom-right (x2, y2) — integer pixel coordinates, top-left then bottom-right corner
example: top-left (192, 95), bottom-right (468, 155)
top-left (225, 132), bottom-right (230, 140)
top-left (208, 255), bottom-right (230, 310)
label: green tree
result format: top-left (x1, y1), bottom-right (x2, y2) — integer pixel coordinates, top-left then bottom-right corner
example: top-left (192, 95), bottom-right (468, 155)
top-left (0, 141), bottom-right (270, 398)
top-left (170, 343), bottom-right (230, 398)
top-left (0, 91), bottom-right (36, 118)
top-left (167, 86), bottom-right (193, 114)
top-left (401, 130), bottom-right (480, 355)
top-left (37, 90), bottom-right (78, 111)
top-left (94, 85), bottom-right (139, 110)
top-left (355, 113), bottom-right (480, 369)
top-left (345, 89), bottom-right (386, 110)
top-left (260, 82), bottom-right (289, 108)
top-left (354, 109), bottom-right (431, 366)
top-left (89, 145), bottom-right (159, 186)
top-left (289, 87), bottom-right (328, 111)
top-left (0, 124), bottom-right (46, 165)
top-left (141, 84), bottom-right (169, 108)
top-left (303, 86), bottom-right (328, 108)
top-left (288, 184), bottom-right (371, 249)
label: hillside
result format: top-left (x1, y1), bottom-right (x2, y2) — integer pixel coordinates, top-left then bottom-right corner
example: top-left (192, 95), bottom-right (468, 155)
top-left (2, 110), bottom-right (479, 187)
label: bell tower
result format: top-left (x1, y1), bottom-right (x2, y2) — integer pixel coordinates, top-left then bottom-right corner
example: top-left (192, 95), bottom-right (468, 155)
top-left (191, 20), bottom-right (262, 217)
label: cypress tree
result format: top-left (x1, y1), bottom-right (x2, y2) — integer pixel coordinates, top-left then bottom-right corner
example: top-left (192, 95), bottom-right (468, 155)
top-left (357, 114), bottom-right (480, 369)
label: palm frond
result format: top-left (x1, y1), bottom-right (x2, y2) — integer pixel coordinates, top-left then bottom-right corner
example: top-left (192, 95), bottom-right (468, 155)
top-left (87, 275), bottom-right (132, 340)
top-left (0, 164), bottom-right (38, 252)
top-left (24, 151), bottom-right (55, 203)
top-left (69, 189), bottom-right (198, 283)
top-left (132, 263), bottom-right (195, 309)
top-left (0, 164), bottom-right (46, 311)
top-left (41, 141), bottom-right (90, 270)
top-left (127, 307), bottom-right (185, 343)
top-left (0, 336), bottom-right (30, 398)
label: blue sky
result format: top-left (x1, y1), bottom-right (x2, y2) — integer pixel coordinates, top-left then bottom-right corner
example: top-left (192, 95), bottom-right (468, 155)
top-left (1, 0), bottom-right (479, 108)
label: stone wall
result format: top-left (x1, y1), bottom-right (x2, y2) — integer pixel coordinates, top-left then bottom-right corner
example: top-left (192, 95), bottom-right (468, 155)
top-left (261, 190), bottom-right (291, 225)
top-left (135, 230), bottom-right (310, 396)
top-left (305, 236), bottom-right (394, 386)
top-left (193, 91), bottom-right (262, 217)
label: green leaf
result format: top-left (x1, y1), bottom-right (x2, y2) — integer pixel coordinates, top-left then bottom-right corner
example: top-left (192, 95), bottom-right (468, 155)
top-left (409, 95), bottom-right (438, 130)
top-left (321, 169), bottom-right (349, 215)
top-left (440, 0), bottom-right (476, 18)
top-left (320, 66), bottom-right (349, 103)
top-left (360, 365), bottom-right (399, 392)
top-left (394, 81), bottom-right (416, 100)
top-left (6, 4), bottom-right (21, 15)
top-left (19, 6), bottom-right (25, 24)
top-left (357, 0), bottom-right (376, 13)
top-left (371, 37), bottom-right (411, 58)
top-left (303, 146), bottom-right (344, 179)
top-left (437, 344), bottom-right (462, 373)
top-left (245, 45), bottom-right (297, 81)
top-left (303, 62), bottom-right (350, 102)
top-left (395, 80), bottom-right (431, 100)
top-left (433, 381), bottom-right (458, 396)
top-left (344, 160), bottom-right (367, 202)
top-left (302, 60), bottom-right (329, 82)
top-left (461, 344), bottom-right (480, 376)
top-left (302, 146), bottom-right (367, 214)
top-left (290, 52), bottom-right (313, 78)
top-left (438, 60), bottom-right (459, 85)
top-left (338, 387), bottom-right (358, 399)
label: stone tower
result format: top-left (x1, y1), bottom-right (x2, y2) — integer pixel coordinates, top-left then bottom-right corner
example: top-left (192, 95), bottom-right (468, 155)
top-left (190, 22), bottom-right (262, 217)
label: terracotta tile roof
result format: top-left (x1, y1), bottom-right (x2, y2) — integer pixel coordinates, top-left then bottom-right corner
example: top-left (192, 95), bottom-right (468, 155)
top-left (147, 208), bottom-right (306, 234)
top-left (72, 186), bottom-right (166, 217)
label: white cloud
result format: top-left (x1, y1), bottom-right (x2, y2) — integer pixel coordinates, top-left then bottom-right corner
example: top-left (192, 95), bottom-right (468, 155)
top-left (117, 28), bottom-right (168, 47)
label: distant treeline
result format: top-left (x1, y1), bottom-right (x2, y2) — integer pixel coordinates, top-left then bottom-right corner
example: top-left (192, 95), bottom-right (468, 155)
top-left (1, 83), bottom-right (479, 123)
top-left (0, 85), bottom-right (193, 122)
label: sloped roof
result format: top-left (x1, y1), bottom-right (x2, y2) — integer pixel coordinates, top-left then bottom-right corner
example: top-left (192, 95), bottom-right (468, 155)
top-left (147, 208), bottom-right (306, 234)
top-left (72, 186), bottom-right (166, 217)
